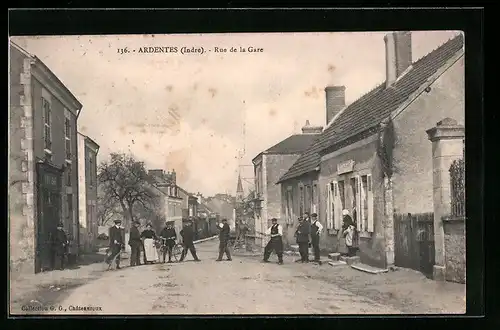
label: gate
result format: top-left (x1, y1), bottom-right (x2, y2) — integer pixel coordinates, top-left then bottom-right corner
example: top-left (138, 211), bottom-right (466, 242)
top-left (394, 212), bottom-right (435, 277)
top-left (35, 162), bottom-right (63, 273)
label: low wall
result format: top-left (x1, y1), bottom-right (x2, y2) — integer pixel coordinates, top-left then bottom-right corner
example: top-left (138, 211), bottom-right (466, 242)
top-left (443, 216), bottom-right (466, 283)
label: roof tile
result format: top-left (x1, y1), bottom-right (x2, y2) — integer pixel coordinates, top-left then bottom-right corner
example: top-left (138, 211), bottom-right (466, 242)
top-left (279, 34), bottom-right (464, 183)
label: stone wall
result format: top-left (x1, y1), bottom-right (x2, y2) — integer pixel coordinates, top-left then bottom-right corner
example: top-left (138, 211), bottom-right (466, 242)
top-left (443, 217), bottom-right (466, 283)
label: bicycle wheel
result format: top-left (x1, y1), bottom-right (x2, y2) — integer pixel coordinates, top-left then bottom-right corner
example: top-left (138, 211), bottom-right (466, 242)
top-left (172, 244), bottom-right (183, 261)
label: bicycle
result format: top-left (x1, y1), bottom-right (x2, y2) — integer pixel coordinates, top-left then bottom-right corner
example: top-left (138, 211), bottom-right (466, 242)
top-left (159, 238), bottom-right (183, 262)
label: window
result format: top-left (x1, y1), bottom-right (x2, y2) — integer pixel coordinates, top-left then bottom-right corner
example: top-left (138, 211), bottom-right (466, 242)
top-left (327, 181), bottom-right (344, 230)
top-left (43, 97), bottom-right (52, 151)
top-left (299, 185), bottom-right (304, 216)
top-left (66, 164), bottom-right (72, 186)
top-left (338, 180), bottom-right (345, 208)
top-left (65, 117), bottom-right (71, 160)
top-left (361, 176), bottom-right (369, 231)
top-left (285, 187), bottom-right (293, 224)
top-left (88, 152), bottom-right (93, 186)
top-left (305, 185), bottom-right (311, 214)
top-left (312, 183), bottom-right (318, 214)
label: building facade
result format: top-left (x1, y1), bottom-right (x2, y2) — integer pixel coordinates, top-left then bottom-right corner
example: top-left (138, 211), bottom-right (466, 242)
top-left (9, 42), bottom-right (82, 273)
top-left (253, 122), bottom-right (321, 248)
top-left (77, 133), bottom-right (100, 253)
top-left (279, 32), bottom-right (464, 272)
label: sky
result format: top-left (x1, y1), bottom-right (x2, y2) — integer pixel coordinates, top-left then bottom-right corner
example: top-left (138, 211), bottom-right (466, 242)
top-left (11, 31), bottom-right (460, 196)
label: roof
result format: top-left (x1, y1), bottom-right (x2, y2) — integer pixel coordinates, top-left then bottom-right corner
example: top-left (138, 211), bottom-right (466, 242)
top-left (78, 132), bottom-right (100, 150)
top-left (278, 34), bottom-right (464, 183)
top-left (236, 174), bottom-right (244, 193)
top-left (252, 134), bottom-right (320, 163)
top-left (10, 41), bottom-right (83, 110)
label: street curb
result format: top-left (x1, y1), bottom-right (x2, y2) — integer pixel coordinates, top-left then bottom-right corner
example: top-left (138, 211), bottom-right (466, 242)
top-left (193, 235), bottom-right (218, 244)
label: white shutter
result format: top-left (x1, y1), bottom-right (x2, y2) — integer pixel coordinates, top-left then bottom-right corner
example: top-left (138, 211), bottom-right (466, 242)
top-left (326, 183), bottom-right (332, 229)
top-left (367, 174), bottom-right (374, 232)
top-left (332, 181), bottom-right (342, 230)
top-left (356, 175), bottom-right (362, 232)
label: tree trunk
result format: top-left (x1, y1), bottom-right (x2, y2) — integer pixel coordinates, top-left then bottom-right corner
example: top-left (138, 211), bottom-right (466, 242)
top-left (119, 200), bottom-right (131, 231)
top-left (126, 201), bottom-right (135, 232)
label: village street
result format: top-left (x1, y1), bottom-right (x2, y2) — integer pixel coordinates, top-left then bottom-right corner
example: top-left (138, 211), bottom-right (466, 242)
top-left (11, 239), bottom-right (465, 315)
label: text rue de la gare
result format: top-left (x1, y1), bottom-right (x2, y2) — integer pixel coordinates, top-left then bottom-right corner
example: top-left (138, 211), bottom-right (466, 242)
top-left (117, 46), bottom-right (264, 55)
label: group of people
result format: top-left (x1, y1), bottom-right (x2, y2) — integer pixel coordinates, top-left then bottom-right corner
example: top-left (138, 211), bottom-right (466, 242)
top-left (259, 209), bottom-right (358, 265)
top-left (105, 218), bottom-right (202, 269)
top-left (103, 209), bottom-right (358, 270)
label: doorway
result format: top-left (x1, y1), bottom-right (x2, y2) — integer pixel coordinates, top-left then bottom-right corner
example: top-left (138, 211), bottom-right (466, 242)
top-left (35, 162), bottom-right (63, 273)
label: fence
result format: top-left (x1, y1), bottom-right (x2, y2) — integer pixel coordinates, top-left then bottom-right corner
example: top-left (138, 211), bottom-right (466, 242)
top-left (449, 158), bottom-right (465, 218)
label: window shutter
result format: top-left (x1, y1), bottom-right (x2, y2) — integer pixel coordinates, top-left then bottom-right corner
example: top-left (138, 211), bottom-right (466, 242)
top-left (367, 174), bottom-right (374, 232)
top-left (332, 181), bottom-right (342, 230)
top-left (360, 177), bottom-right (366, 232)
top-left (355, 175), bottom-right (362, 232)
top-left (326, 183), bottom-right (332, 229)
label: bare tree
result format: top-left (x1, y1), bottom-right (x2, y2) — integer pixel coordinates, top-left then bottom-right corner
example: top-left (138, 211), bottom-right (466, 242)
top-left (97, 185), bottom-right (121, 226)
top-left (98, 153), bottom-right (157, 231)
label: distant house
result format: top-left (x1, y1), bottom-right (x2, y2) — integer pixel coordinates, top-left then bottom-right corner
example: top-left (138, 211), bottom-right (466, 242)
top-left (77, 133), bottom-right (100, 253)
top-left (252, 121), bottom-right (322, 248)
top-left (278, 32), bottom-right (464, 273)
top-left (9, 41), bottom-right (83, 273)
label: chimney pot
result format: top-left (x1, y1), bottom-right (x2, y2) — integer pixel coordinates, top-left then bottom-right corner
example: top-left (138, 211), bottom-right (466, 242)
top-left (301, 120), bottom-right (323, 134)
top-left (325, 86), bottom-right (346, 126)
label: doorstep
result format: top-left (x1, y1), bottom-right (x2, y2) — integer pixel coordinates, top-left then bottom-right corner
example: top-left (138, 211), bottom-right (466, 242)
top-left (351, 263), bottom-right (389, 274)
top-left (328, 260), bottom-right (347, 267)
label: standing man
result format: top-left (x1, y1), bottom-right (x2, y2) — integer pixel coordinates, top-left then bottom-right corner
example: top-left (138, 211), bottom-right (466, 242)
top-left (106, 219), bottom-right (125, 269)
top-left (159, 221), bottom-right (177, 263)
top-left (179, 220), bottom-right (201, 262)
top-left (263, 218), bottom-right (284, 265)
top-left (128, 220), bottom-right (142, 267)
top-left (50, 222), bottom-right (69, 270)
top-left (216, 218), bottom-right (232, 261)
top-left (294, 217), bottom-right (310, 263)
top-left (310, 213), bottom-right (324, 265)
top-left (303, 212), bottom-right (311, 223)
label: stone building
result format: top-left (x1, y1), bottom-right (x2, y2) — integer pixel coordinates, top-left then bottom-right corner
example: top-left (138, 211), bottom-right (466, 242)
top-left (9, 41), bottom-right (83, 273)
top-left (252, 121), bottom-right (321, 248)
top-left (77, 133), bottom-right (100, 253)
top-left (279, 32), bottom-right (464, 274)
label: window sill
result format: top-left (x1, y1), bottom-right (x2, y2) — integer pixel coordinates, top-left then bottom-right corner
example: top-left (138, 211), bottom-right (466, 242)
top-left (44, 149), bottom-right (53, 155)
top-left (65, 159), bottom-right (72, 164)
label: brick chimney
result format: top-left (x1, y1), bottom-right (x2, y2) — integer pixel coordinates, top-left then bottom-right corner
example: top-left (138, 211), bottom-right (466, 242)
top-left (325, 86), bottom-right (346, 126)
top-left (384, 31), bottom-right (412, 87)
top-left (301, 120), bottom-right (323, 134)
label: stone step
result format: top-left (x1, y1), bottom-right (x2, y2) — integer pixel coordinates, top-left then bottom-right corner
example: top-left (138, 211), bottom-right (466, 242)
top-left (328, 253), bottom-right (341, 261)
top-left (351, 263), bottom-right (389, 274)
top-left (328, 260), bottom-right (347, 267)
top-left (339, 256), bottom-right (360, 265)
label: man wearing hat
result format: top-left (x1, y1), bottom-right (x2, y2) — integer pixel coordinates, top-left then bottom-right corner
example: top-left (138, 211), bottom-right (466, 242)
top-left (216, 218), bottom-right (232, 261)
top-left (310, 213), bottom-right (323, 265)
top-left (159, 221), bottom-right (178, 263)
top-left (179, 220), bottom-right (201, 262)
top-left (263, 218), bottom-right (284, 265)
top-left (50, 222), bottom-right (69, 270)
top-left (106, 219), bottom-right (125, 269)
top-left (294, 217), bottom-right (310, 263)
top-left (128, 220), bottom-right (142, 266)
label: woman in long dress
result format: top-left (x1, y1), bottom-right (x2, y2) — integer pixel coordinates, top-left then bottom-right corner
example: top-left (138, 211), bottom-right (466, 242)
top-left (141, 223), bottom-right (158, 264)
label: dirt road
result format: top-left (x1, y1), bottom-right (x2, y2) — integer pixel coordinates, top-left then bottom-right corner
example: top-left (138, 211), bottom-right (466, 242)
top-left (48, 239), bottom-right (402, 315)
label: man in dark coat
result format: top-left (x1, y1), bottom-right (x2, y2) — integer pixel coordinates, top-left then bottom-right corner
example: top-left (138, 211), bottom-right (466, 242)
top-left (179, 221), bottom-right (201, 262)
top-left (263, 218), bottom-right (284, 265)
top-left (128, 220), bottom-right (142, 266)
top-left (216, 218), bottom-right (232, 261)
top-left (294, 217), bottom-right (310, 263)
top-left (50, 222), bottom-right (69, 270)
top-left (310, 213), bottom-right (324, 265)
top-left (159, 221), bottom-right (177, 263)
top-left (106, 219), bottom-right (125, 269)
